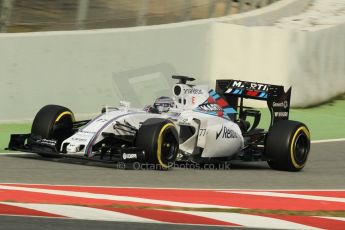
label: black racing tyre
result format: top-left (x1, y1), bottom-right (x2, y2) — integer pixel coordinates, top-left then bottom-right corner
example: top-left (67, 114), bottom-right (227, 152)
top-left (31, 105), bottom-right (75, 157)
top-left (135, 118), bottom-right (179, 170)
top-left (265, 120), bottom-right (310, 172)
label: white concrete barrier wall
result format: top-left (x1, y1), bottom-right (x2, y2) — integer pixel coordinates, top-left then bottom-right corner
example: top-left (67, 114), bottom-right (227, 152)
top-left (0, 0), bottom-right (344, 121)
top-left (209, 22), bottom-right (345, 107)
top-left (0, 23), bottom-right (214, 121)
top-left (288, 23), bottom-right (345, 106)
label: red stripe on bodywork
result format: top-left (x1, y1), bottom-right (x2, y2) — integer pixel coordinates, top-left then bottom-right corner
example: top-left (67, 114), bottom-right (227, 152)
top-left (216, 98), bottom-right (228, 107)
top-left (207, 97), bottom-right (216, 103)
top-left (246, 90), bottom-right (258, 97)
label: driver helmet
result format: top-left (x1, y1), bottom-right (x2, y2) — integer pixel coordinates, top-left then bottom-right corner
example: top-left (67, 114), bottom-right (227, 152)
top-left (153, 96), bottom-right (175, 113)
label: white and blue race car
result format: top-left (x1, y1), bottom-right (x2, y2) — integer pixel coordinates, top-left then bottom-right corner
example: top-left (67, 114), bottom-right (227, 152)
top-left (8, 76), bottom-right (311, 171)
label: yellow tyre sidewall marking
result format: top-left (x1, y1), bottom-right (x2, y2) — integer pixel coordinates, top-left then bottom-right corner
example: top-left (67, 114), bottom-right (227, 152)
top-left (290, 126), bottom-right (310, 169)
top-left (55, 111), bottom-right (75, 123)
top-left (157, 123), bottom-right (176, 169)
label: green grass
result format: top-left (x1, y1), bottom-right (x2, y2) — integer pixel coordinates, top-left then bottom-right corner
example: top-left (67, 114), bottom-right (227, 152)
top-left (1, 97), bottom-right (344, 152)
top-left (257, 96), bottom-right (345, 140)
top-left (0, 123), bottom-right (31, 152)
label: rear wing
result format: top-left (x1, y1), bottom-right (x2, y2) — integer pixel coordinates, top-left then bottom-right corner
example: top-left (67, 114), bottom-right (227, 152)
top-left (215, 79), bottom-right (291, 126)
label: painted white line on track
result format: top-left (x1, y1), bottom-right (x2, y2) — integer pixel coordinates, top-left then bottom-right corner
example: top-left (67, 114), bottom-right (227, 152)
top-left (171, 211), bottom-right (320, 230)
top-left (0, 185), bottom-right (233, 209)
top-left (219, 191), bottom-right (345, 203)
top-left (0, 152), bottom-right (32, 155)
top-left (316, 216), bottom-right (345, 222)
top-left (1, 202), bottom-right (160, 223)
top-left (311, 138), bottom-right (345, 143)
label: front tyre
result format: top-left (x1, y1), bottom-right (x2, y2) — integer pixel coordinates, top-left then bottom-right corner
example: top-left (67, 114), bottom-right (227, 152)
top-left (265, 120), bottom-right (310, 172)
top-left (135, 118), bottom-right (179, 170)
top-left (31, 104), bottom-right (75, 157)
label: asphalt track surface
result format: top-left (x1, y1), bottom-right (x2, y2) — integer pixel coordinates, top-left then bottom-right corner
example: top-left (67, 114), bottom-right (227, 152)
top-left (0, 216), bottom-right (244, 230)
top-left (0, 141), bottom-right (345, 189)
top-left (0, 141), bottom-right (344, 230)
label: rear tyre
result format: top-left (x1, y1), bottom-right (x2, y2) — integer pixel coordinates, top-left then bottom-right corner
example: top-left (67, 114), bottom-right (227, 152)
top-left (265, 120), bottom-right (310, 172)
top-left (135, 118), bottom-right (179, 170)
top-left (31, 104), bottom-right (75, 157)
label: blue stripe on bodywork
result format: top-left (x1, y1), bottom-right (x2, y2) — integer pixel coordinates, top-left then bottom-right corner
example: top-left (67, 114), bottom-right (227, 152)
top-left (209, 90), bottom-right (217, 96)
top-left (212, 94), bottom-right (220, 100)
top-left (223, 107), bottom-right (237, 114)
top-left (259, 92), bottom-right (266, 98)
top-left (233, 89), bottom-right (240, 94)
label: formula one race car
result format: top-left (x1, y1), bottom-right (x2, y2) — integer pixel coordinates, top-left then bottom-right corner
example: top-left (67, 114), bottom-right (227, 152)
top-left (8, 76), bottom-right (311, 171)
